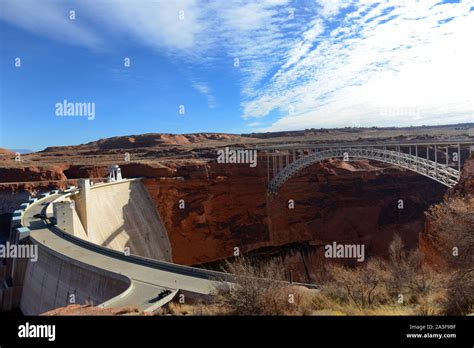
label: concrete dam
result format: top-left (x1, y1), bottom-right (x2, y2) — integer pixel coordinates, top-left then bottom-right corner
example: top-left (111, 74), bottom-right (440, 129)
top-left (1, 169), bottom-right (236, 315)
top-left (68, 178), bottom-right (172, 261)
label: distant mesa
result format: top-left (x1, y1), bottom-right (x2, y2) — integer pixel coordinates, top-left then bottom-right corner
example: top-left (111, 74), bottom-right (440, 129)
top-left (94, 133), bottom-right (242, 149)
top-left (9, 149), bottom-right (34, 154)
top-left (40, 133), bottom-right (245, 152)
top-left (0, 148), bottom-right (15, 155)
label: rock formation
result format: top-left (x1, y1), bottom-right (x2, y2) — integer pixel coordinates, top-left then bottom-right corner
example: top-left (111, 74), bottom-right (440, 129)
top-left (2, 129), bottom-right (466, 283)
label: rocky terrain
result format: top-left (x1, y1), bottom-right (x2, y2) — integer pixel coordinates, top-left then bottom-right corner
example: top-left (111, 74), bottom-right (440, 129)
top-left (1, 125), bottom-right (472, 282)
top-left (147, 159), bottom-right (445, 283)
top-left (41, 304), bottom-right (146, 316)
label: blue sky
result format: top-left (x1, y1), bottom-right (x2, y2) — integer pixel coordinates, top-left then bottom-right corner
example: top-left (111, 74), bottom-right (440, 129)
top-left (0, 0), bottom-right (473, 151)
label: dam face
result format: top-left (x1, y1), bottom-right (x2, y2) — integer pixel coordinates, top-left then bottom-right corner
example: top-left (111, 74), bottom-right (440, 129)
top-left (21, 245), bottom-right (130, 315)
top-left (71, 179), bottom-right (172, 262)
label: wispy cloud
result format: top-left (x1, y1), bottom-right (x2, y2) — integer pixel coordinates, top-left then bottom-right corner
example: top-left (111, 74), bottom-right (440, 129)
top-left (192, 81), bottom-right (217, 108)
top-left (0, 0), bottom-right (103, 49)
top-left (242, 0), bottom-right (474, 130)
top-left (316, 0), bottom-right (353, 18)
top-left (82, 0), bottom-right (207, 55)
top-left (2, 0), bottom-right (473, 130)
top-left (0, 0), bottom-right (207, 55)
top-left (246, 121), bottom-right (262, 127)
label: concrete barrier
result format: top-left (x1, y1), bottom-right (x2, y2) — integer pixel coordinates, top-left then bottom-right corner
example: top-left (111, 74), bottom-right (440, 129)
top-left (16, 227), bottom-right (30, 242)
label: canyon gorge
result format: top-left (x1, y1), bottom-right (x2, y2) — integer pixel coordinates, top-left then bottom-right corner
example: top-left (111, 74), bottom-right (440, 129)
top-left (2, 127), bottom-right (468, 284)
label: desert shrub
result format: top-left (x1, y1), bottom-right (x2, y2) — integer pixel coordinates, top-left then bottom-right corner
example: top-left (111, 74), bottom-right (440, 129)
top-left (320, 236), bottom-right (446, 313)
top-left (166, 302), bottom-right (196, 315)
top-left (441, 268), bottom-right (474, 315)
top-left (387, 235), bottom-right (442, 301)
top-left (208, 233), bottom-right (471, 316)
top-left (423, 198), bottom-right (474, 315)
top-left (425, 198), bottom-right (474, 269)
top-left (212, 256), bottom-right (314, 315)
top-left (322, 258), bottom-right (391, 310)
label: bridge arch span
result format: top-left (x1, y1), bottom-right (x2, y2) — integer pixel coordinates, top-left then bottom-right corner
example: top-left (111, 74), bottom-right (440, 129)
top-left (268, 147), bottom-right (460, 192)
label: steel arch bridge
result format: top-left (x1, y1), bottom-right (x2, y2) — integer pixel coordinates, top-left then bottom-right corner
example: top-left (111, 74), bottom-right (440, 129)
top-left (257, 140), bottom-right (474, 193)
top-left (269, 147), bottom-right (460, 192)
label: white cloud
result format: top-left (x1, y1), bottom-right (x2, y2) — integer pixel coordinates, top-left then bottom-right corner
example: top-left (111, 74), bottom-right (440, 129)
top-left (244, 0), bottom-right (474, 131)
top-left (281, 18), bottom-right (325, 69)
top-left (316, 0), bottom-right (353, 18)
top-left (0, 0), bottom-right (102, 49)
top-left (203, 0), bottom-right (295, 98)
top-left (247, 121), bottom-right (262, 127)
top-left (82, 0), bottom-right (206, 55)
top-left (192, 81), bottom-right (217, 108)
top-left (2, 0), bottom-right (473, 130)
top-left (0, 0), bottom-right (207, 55)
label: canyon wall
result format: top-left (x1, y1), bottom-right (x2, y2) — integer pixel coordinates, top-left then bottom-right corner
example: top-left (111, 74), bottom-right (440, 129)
top-left (0, 158), bottom-right (449, 283)
top-left (144, 158), bottom-right (446, 282)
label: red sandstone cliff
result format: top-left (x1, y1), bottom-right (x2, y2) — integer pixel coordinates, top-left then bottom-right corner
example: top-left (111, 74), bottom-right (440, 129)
top-left (143, 158), bottom-right (446, 282)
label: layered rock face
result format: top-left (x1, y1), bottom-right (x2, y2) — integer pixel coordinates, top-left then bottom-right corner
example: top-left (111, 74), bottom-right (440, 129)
top-left (144, 158), bottom-right (446, 282)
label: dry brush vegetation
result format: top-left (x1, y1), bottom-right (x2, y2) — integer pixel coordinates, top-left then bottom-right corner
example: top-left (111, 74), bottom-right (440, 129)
top-left (165, 197), bottom-right (473, 316)
top-left (423, 197), bottom-right (474, 315)
top-left (200, 231), bottom-right (471, 316)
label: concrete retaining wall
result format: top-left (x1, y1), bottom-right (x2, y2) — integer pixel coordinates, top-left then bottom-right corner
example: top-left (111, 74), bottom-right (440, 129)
top-left (20, 244), bottom-right (130, 315)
